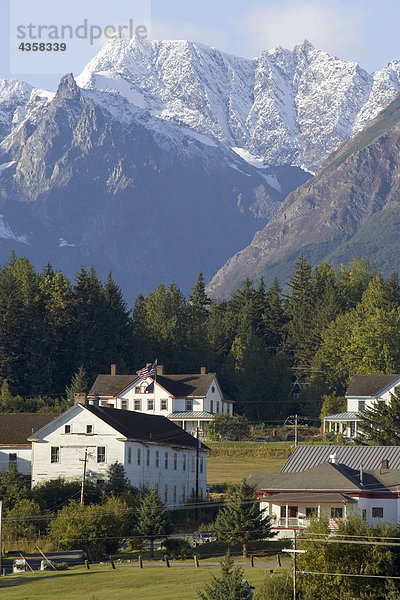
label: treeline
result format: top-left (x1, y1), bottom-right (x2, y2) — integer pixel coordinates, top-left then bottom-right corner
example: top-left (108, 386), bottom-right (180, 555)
top-left (1, 252), bottom-right (400, 421)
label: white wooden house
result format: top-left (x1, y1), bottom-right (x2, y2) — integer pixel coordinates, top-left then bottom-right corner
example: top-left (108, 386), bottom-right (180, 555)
top-left (323, 374), bottom-right (400, 439)
top-left (28, 402), bottom-right (209, 506)
top-left (0, 413), bottom-right (55, 475)
top-left (88, 364), bottom-right (234, 437)
top-left (250, 448), bottom-right (400, 538)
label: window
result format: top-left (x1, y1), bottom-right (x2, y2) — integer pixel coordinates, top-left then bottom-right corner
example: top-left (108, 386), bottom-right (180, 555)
top-left (86, 425), bottom-right (93, 434)
top-left (185, 399), bottom-right (193, 411)
top-left (216, 402), bottom-right (220, 413)
top-left (199, 488), bottom-right (203, 498)
top-left (97, 446), bottom-right (106, 463)
top-left (156, 450), bottom-right (159, 468)
top-left (154, 483), bottom-right (159, 494)
top-left (372, 507), bottom-right (384, 518)
top-left (182, 486), bottom-right (186, 503)
top-left (146, 448), bottom-right (150, 467)
top-left (134, 399), bottom-right (141, 411)
top-left (51, 447), bottom-right (60, 463)
top-left (182, 454), bottom-right (186, 471)
top-left (358, 400), bottom-right (366, 411)
top-left (200, 456), bottom-right (204, 474)
top-left (191, 456), bottom-right (195, 472)
top-left (148, 399), bottom-right (154, 410)
top-left (64, 425), bottom-right (71, 434)
top-left (211, 386), bottom-right (215, 393)
top-left (128, 447), bottom-right (132, 464)
top-left (173, 485), bottom-right (177, 504)
top-left (174, 453), bottom-right (177, 470)
top-left (305, 507), bottom-right (317, 519)
top-left (9, 453), bottom-right (17, 467)
top-left (137, 448), bottom-right (141, 466)
top-left (164, 484), bottom-right (168, 503)
top-left (160, 398), bottom-right (168, 410)
top-left (121, 399), bottom-right (128, 410)
top-left (210, 400), bottom-right (214, 413)
top-left (164, 452), bottom-right (169, 469)
top-left (135, 386), bottom-right (141, 393)
top-left (331, 507), bottom-right (343, 519)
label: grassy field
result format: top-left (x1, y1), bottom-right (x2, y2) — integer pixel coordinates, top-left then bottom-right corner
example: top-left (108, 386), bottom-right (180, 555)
top-left (206, 441), bottom-right (291, 484)
top-left (0, 564), bottom-right (270, 600)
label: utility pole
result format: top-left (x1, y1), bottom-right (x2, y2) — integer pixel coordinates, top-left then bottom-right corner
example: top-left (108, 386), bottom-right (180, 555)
top-left (0, 500), bottom-right (2, 576)
top-left (195, 427), bottom-right (200, 520)
top-left (284, 415), bottom-right (308, 447)
top-left (80, 447), bottom-right (88, 505)
top-left (282, 530), bottom-right (307, 600)
top-left (294, 414), bottom-right (298, 448)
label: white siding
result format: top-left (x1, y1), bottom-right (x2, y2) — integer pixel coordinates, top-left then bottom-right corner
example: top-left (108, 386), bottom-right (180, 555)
top-left (0, 446), bottom-right (32, 475)
top-left (30, 405), bottom-right (208, 505)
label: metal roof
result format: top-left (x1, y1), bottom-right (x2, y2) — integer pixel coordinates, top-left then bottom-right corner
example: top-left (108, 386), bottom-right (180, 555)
top-left (323, 412), bottom-right (359, 421)
top-left (167, 411), bottom-right (214, 420)
top-left (282, 445), bottom-right (400, 473)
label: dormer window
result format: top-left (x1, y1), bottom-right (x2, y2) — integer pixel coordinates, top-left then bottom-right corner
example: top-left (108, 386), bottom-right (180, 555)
top-left (186, 399), bottom-right (193, 411)
top-left (358, 400), bottom-right (365, 411)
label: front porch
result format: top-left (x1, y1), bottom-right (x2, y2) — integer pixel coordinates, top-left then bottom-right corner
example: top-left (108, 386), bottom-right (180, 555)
top-left (167, 411), bottom-right (214, 438)
top-left (260, 492), bottom-right (356, 534)
top-left (323, 412), bottom-right (360, 439)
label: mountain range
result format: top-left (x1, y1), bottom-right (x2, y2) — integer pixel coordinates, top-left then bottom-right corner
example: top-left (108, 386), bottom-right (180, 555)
top-left (2, 37), bottom-right (400, 300)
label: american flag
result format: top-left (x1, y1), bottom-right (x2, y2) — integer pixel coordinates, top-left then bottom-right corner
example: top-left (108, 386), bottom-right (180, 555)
top-left (136, 361), bottom-right (157, 380)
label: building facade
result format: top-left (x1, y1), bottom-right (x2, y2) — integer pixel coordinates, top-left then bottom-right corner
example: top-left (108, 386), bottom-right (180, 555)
top-left (88, 364), bottom-right (234, 437)
top-left (323, 374), bottom-right (400, 439)
top-left (29, 403), bottom-right (209, 505)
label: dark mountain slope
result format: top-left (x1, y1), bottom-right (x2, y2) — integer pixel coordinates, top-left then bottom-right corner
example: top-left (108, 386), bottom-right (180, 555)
top-left (206, 93), bottom-right (400, 298)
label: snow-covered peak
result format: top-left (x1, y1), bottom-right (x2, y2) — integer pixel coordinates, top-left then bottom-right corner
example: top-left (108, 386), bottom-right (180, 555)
top-left (0, 78), bottom-right (34, 140)
top-left (75, 38), bottom-right (400, 169)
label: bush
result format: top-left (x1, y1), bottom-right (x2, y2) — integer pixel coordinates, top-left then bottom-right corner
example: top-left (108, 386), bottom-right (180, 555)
top-left (163, 538), bottom-right (193, 559)
top-left (55, 562), bottom-right (69, 570)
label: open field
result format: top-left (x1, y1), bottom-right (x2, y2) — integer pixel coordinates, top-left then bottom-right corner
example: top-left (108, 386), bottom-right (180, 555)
top-left (0, 563), bottom-right (271, 600)
top-left (206, 441), bottom-right (291, 484)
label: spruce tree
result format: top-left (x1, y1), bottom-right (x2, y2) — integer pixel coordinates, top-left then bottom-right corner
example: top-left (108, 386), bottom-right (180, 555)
top-left (66, 366), bottom-right (88, 403)
top-left (133, 489), bottom-right (172, 558)
top-left (213, 481), bottom-right (272, 558)
top-left (198, 551), bottom-right (253, 600)
top-left (358, 386), bottom-right (400, 445)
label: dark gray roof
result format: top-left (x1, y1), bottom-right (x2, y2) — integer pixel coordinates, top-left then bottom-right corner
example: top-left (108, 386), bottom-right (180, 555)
top-left (323, 412), bottom-right (359, 421)
top-left (0, 413), bottom-right (55, 445)
top-left (89, 374), bottom-right (139, 396)
top-left (250, 462), bottom-right (397, 493)
top-left (346, 374), bottom-right (400, 397)
top-left (84, 404), bottom-right (210, 451)
top-left (282, 445), bottom-right (400, 473)
top-left (167, 411), bottom-right (214, 419)
top-left (89, 372), bottom-right (226, 400)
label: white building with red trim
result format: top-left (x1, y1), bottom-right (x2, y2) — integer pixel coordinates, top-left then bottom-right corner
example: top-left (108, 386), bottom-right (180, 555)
top-left (88, 364), bottom-right (234, 437)
top-left (249, 452), bottom-right (400, 538)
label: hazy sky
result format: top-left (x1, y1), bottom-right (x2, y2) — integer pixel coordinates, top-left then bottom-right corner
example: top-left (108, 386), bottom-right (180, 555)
top-left (2, 0), bottom-right (400, 90)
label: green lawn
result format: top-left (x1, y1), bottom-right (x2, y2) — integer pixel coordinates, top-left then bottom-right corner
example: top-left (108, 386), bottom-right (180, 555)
top-left (0, 564), bottom-right (269, 600)
top-left (207, 454), bottom-right (287, 484)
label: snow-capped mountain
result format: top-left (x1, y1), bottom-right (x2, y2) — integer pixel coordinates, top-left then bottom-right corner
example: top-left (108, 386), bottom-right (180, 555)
top-left (0, 78), bottom-right (33, 141)
top-left (76, 37), bottom-right (400, 169)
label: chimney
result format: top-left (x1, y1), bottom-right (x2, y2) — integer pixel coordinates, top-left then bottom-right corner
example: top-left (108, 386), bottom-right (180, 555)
top-left (74, 392), bottom-right (87, 405)
top-left (200, 366), bottom-right (207, 375)
top-left (110, 363), bottom-right (117, 376)
top-left (157, 364), bottom-right (165, 375)
top-left (381, 459), bottom-right (389, 470)
top-left (329, 454), bottom-right (340, 464)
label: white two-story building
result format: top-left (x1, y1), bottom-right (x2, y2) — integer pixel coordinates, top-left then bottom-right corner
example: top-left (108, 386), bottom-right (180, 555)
top-left (88, 364), bottom-right (234, 437)
top-left (323, 373), bottom-right (400, 439)
top-left (28, 401), bottom-right (209, 506)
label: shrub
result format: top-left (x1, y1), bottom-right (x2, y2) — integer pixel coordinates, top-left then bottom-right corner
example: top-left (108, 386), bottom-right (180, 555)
top-left (163, 538), bottom-right (193, 559)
